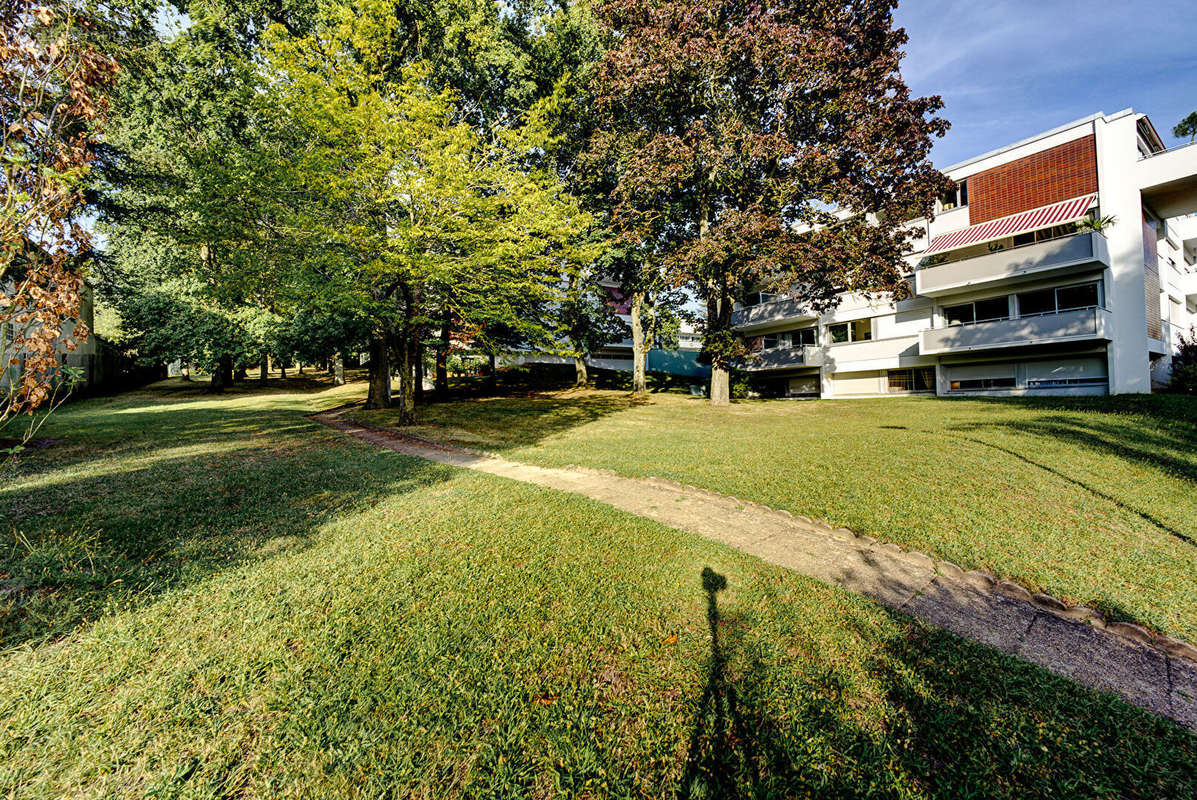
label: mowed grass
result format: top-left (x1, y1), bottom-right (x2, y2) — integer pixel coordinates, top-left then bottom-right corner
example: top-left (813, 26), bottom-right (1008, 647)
top-left (1, 379), bottom-right (1195, 798)
top-left (360, 389), bottom-right (1197, 641)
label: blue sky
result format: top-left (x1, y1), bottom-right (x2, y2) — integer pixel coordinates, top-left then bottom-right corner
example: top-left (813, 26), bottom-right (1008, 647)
top-left (894, 0), bottom-right (1197, 168)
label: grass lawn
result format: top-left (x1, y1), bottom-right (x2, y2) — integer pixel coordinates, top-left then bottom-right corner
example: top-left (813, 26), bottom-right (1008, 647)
top-left (1, 379), bottom-right (1194, 798)
top-left (359, 389), bottom-right (1197, 642)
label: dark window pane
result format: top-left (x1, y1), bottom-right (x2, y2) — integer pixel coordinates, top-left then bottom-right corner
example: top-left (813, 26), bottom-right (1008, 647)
top-left (1056, 283), bottom-right (1099, 311)
top-left (762, 334), bottom-right (778, 349)
top-left (829, 323), bottom-right (849, 343)
top-left (1018, 288), bottom-right (1056, 316)
top-left (944, 303), bottom-right (974, 326)
top-left (888, 370), bottom-right (912, 391)
top-left (915, 367), bottom-right (936, 391)
top-left (794, 327), bottom-right (816, 346)
top-left (1013, 232), bottom-right (1035, 247)
top-left (958, 180), bottom-right (968, 206)
top-left (851, 319), bottom-right (872, 341)
top-left (974, 296), bottom-right (1010, 322)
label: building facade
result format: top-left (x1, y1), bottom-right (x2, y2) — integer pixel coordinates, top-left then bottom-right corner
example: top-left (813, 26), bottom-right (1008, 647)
top-left (733, 110), bottom-right (1197, 397)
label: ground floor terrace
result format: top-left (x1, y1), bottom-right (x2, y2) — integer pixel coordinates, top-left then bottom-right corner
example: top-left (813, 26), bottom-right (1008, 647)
top-left (2, 375), bottom-right (1195, 796)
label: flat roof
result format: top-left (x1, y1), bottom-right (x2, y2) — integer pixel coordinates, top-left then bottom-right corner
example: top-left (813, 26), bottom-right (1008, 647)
top-left (943, 108), bottom-right (1138, 174)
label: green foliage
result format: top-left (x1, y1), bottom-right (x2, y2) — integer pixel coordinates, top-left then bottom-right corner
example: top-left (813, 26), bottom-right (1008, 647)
top-left (1174, 110), bottom-right (1197, 142)
top-left (1170, 327), bottom-right (1197, 395)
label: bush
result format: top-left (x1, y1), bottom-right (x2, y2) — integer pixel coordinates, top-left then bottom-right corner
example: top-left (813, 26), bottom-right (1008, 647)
top-left (1170, 327), bottom-right (1197, 395)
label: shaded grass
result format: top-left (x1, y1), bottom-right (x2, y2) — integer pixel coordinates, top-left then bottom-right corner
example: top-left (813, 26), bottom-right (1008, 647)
top-left (362, 390), bottom-right (1197, 641)
top-left (1, 381), bottom-right (1194, 797)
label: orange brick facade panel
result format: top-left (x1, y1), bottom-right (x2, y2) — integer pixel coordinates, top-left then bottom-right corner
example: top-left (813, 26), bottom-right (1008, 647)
top-left (968, 135), bottom-right (1098, 224)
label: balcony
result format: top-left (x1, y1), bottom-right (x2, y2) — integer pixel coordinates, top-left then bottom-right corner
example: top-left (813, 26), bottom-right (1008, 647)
top-left (730, 297), bottom-right (816, 332)
top-left (915, 232), bottom-right (1110, 297)
top-left (920, 307), bottom-right (1112, 355)
top-left (737, 345), bottom-right (823, 372)
top-left (823, 335), bottom-right (920, 370)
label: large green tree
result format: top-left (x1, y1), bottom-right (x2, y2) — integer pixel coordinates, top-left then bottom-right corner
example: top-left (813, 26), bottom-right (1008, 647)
top-left (586, 0), bottom-right (951, 404)
top-left (263, 0), bottom-right (592, 419)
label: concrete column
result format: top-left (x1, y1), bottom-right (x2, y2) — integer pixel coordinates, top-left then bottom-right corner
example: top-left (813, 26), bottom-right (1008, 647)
top-left (1094, 116), bottom-right (1151, 394)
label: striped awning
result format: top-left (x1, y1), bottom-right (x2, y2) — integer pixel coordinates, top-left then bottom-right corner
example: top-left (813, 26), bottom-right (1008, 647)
top-left (924, 194), bottom-right (1097, 256)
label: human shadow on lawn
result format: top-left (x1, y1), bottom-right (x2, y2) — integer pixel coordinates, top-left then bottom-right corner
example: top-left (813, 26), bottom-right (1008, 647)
top-left (676, 569), bottom-right (1196, 799)
top-left (0, 402), bottom-right (455, 650)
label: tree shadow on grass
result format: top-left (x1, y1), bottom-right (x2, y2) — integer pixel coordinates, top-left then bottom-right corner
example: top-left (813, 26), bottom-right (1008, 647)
top-left (675, 568), bottom-right (1197, 799)
top-left (0, 392), bottom-right (456, 650)
top-left (362, 390), bottom-right (652, 452)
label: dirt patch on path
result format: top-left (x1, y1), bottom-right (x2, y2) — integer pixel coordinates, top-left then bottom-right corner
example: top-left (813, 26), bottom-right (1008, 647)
top-left (310, 407), bottom-right (1197, 731)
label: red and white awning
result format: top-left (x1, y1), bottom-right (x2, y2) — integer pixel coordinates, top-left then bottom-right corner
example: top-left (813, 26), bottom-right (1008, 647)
top-left (924, 194), bottom-right (1097, 256)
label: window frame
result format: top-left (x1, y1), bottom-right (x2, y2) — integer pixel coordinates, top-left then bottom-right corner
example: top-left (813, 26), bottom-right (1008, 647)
top-left (937, 179), bottom-right (969, 212)
top-left (827, 319), bottom-right (872, 345)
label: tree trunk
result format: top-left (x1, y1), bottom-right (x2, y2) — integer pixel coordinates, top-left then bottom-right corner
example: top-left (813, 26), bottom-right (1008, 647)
top-left (413, 338), bottom-right (425, 404)
top-left (234, 366), bottom-right (247, 382)
top-left (280, 364), bottom-right (287, 380)
top-left (209, 354), bottom-right (233, 393)
top-left (333, 352), bottom-right (345, 385)
top-left (630, 291), bottom-right (648, 396)
top-left (181, 361), bottom-right (191, 381)
top-left (435, 320), bottom-right (450, 400)
top-left (394, 333), bottom-right (415, 424)
top-left (485, 352), bottom-right (498, 394)
top-left (699, 186), bottom-right (731, 406)
top-left (364, 335), bottom-right (391, 408)
top-left (297, 363), bottom-right (304, 375)
top-left (259, 359), bottom-right (268, 383)
top-left (574, 356), bottom-right (588, 387)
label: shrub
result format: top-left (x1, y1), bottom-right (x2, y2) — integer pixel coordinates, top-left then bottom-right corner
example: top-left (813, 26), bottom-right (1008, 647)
top-left (1170, 326), bottom-right (1197, 395)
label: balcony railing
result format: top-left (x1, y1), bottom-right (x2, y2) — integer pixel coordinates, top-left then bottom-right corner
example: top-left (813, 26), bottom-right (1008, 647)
top-left (730, 296), bottom-right (816, 330)
top-left (824, 334), bottom-right (920, 367)
top-left (920, 306), bottom-right (1112, 355)
top-left (736, 345), bottom-right (823, 372)
top-left (915, 231), bottom-right (1109, 297)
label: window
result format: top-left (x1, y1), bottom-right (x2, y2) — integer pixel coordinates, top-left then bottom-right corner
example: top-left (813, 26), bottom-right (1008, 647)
top-left (887, 367), bottom-right (935, 392)
top-left (792, 327), bottom-right (817, 346)
top-left (1017, 282), bottom-right (1101, 317)
top-left (762, 327), bottom-right (817, 350)
top-left (828, 319), bottom-right (871, 344)
top-left (1056, 283), bottom-right (1099, 311)
top-left (938, 179), bottom-right (968, 211)
top-left (1026, 376), bottom-right (1107, 388)
top-left (943, 296), bottom-right (1009, 327)
top-left (949, 377), bottom-right (1017, 391)
top-left (939, 179), bottom-right (968, 211)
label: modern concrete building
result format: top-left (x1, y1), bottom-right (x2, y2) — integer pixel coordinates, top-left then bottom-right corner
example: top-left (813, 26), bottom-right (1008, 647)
top-left (733, 110), bottom-right (1197, 397)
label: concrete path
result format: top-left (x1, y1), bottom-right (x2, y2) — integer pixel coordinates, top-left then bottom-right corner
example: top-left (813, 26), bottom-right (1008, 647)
top-left (311, 408), bottom-right (1197, 731)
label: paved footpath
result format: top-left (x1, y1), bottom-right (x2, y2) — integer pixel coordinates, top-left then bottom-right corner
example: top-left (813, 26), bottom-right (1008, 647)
top-left (312, 407), bottom-right (1197, 731)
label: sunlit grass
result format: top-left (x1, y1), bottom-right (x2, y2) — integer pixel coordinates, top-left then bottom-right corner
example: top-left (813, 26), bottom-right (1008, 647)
top-left (365, 389), bottom-right (1197, 640)
top-left (1, 379), bottom-right (1193, 797)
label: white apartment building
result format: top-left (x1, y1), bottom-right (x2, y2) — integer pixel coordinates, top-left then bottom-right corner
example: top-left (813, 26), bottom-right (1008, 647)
top-left (733, 110), bottom-right (1197, 397)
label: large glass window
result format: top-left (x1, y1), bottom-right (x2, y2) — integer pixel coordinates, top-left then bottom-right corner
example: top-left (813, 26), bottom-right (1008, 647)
top-left (943, 296), bottom-right (1009, 327)
top-left (792, 327), bottom-right (817, 346)
top-left (1016, 288), bottom-right (1057, 316)
top-left (828, 319), bottom-right (872, 343)
top-left (1017, 282), bottom-right (1100, 317)
top-left (887, 367), bottom-right (935, 392)
top-left (1056, 283), bottom-right (1099, 311)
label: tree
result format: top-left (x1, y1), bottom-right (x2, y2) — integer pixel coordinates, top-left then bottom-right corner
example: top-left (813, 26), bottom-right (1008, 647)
top-left (263, 0), bottom-right (593, 421)
top-left (587, 0), bottom-right (951, 404)
top-left (1, 1), bottom-right (128, 452)
top-left (559, 263), bottom-right (628, 386)
top-left (1175, 111), bottom-right (1197, 143)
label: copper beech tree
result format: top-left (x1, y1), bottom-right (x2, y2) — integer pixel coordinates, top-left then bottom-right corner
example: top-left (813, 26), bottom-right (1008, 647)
top-left (1, 1), bottom-right (118, 443)
top-left (585, 0), bottom-right (953, 404)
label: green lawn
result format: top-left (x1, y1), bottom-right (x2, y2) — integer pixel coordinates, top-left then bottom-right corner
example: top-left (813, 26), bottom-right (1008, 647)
top-left (2, 380), bottom-right (1195, 798)
top-left (359, 389), bottom-right (1197, 642)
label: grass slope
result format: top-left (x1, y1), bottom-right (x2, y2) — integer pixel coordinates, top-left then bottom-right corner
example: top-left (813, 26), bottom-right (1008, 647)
top-left (1, 380), bottom-right (1194, 798)
top-left (361, 389), bottom-right (1197, 641)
